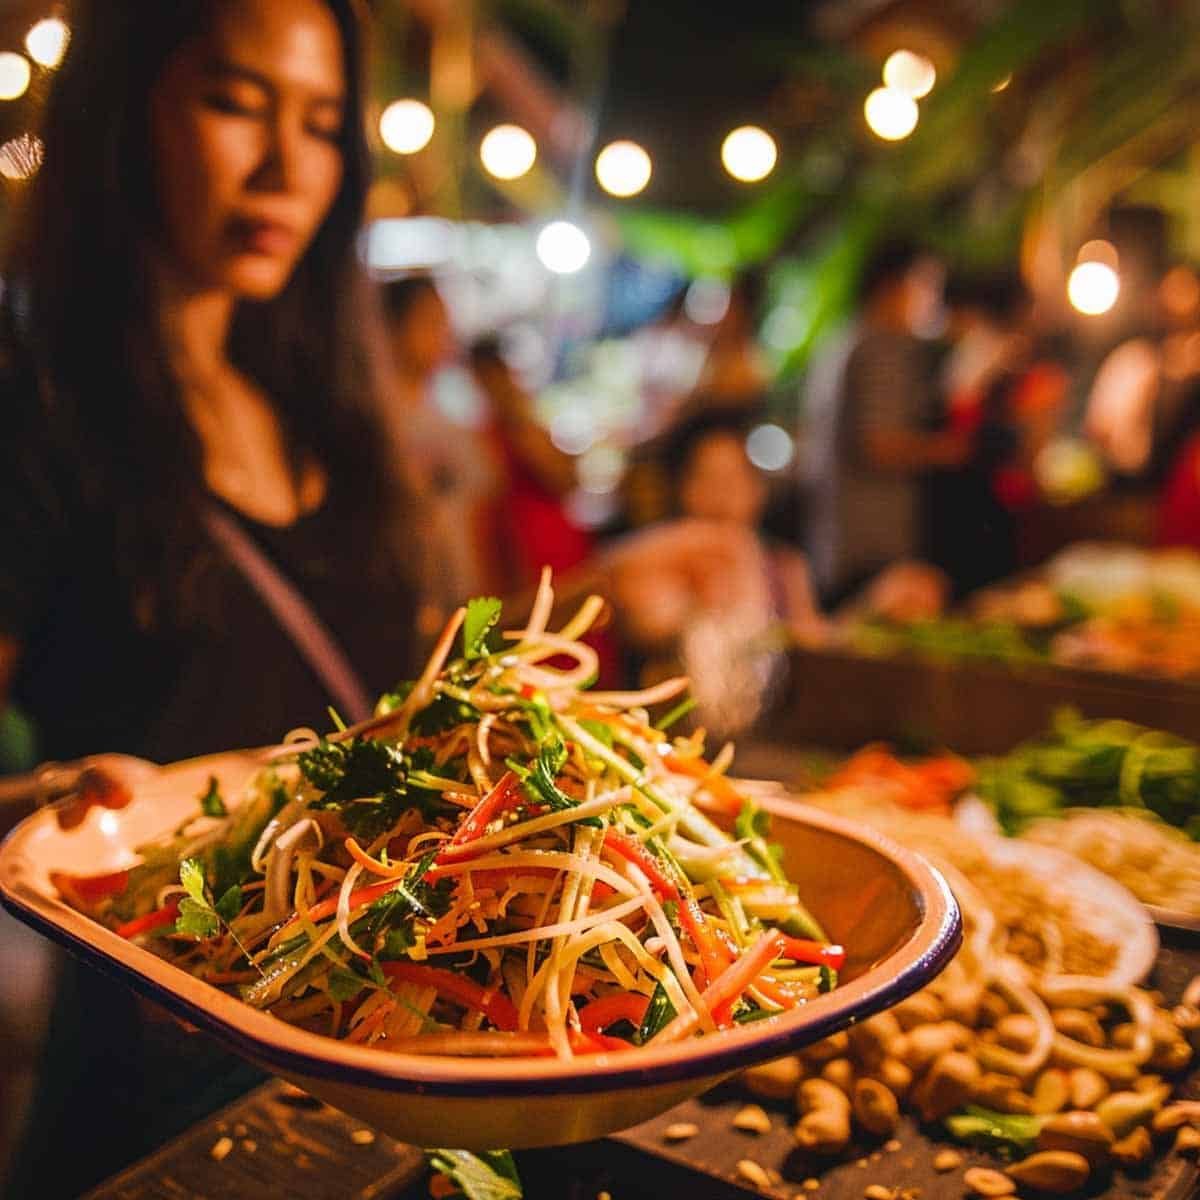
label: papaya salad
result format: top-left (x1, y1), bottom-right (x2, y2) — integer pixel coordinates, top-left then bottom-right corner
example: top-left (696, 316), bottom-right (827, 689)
top-left (57, 574), bottom-right (844, 1060)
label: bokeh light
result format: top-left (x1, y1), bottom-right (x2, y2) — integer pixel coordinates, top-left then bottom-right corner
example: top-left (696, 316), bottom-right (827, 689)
top-left (684, 278), bottom-right (731, 325)
top-left (480, 124), bottom-right (537, 181)
top-left (746, 424), bottom-right (795, 473)
top-left (882, 49), bottom-right (936, 99)
top-left (25, 17), bottom-right (69, 68)
top-left (864, 87), bottom-right (919, 141)
top-left (378, 99), bottom-right (435, 155)
top-left (0, 53), bottom-right (31, 101)
top-left (595, 139), bottom-right (652, 198)
top-left (536, 220), bottom-right (591, 274)
top-left (1068, 261), bottom-right (1120, 316)
top-left (720, 126), bottom-right (777, 183)
top-left (1078, 239), bottom-right (1119, 270)
top-left (0, 132), bottom-right (43, 180)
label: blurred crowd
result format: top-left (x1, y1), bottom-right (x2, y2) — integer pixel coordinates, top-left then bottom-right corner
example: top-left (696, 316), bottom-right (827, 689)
top-left (359, 207), bottom-right (1200, 740)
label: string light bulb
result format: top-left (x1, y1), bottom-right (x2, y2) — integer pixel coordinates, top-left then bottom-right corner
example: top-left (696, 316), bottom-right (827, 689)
top-left (864, 86), bottom-right (919, 141)
top-left (480, 124), bottom-right (537, 181)
top-left (25, 17), bottom-right (69, 68)
top-left (0, 53), bottom-right (31, 101)
top-left (378, 99), bottom-right (435, 155)
top-left (595, 140), bottom-right (652, 198)
top-left (882, 49), bottom-right (936, 99)
top-left (720, 126), bottom-right (777, 183)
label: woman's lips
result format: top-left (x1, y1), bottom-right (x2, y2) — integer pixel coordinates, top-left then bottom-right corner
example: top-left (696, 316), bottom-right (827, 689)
top-left (229, 217), bottom-right (297, 257)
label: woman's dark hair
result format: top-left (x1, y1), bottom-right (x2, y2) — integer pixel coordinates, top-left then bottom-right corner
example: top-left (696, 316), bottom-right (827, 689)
top-left (660, 405), bottom-right (764, 497)
top-left (4, 0), bottom-right (401, 622)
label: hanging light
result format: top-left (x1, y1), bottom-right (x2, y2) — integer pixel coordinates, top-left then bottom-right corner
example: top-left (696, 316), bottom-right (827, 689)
top-left (0, 53), bottom-right (31, 101)
top-left (1068, 261), bottom-right (1120, 316)
top-left (720, 125), bottom-right (777, 183)
top-left (480, 124), bottom-right (537, 181)
top-left (0, 132), bottom-right (43, 180)
top-left (536, 220), bottom-right (591, 274)
top-left (882, 49), bottom-right (936, 99)
top-left (864, 86), bottom-right (919, 141)
top-left (378, 99), bottom-right (435, 155)
top-left (25, 17), bottom-right (69, 68)
top-left (595, 139), bottom-right (652, 198)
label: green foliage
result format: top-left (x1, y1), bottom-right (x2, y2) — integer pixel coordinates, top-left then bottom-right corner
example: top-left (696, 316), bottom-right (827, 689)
top-left (299, 738), bottom-right (411, 841)
top-left (463, 596), bottom-right (503, 660)
top-left (426, 1149), bottom-right (522, 1200)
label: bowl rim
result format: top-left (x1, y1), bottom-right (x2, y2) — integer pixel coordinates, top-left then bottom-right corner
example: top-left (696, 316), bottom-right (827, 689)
top-left (0, 759), bottom-right (961, 1098)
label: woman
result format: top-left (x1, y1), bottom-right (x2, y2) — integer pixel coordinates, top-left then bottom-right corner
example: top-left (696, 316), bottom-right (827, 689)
top-left (1, 0), bottom-right (415, 769)
top-left (3, 2), bottom-right (417, 1193)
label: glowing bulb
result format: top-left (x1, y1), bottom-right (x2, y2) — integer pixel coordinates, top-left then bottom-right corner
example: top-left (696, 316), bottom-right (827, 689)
top-left (720, 125), bottom-right (777, 183)
top-left (378, 99), bottom-right (434, 155)
top-left (991, 73), bottom-right (1012, 93)
top-left (25, 17), bottom-right (69, 68)
top-left (480, 124), bottom-right (537, 181)
top-left (595, 139), bottom-right (652, 198)
top-left (882, 50), bottom-right (936, 99)
top-left (746, 424), bottom-right (795, 472)
top-left (0, 132), bottom-right (43, 180)
top-left (536, 220), bottom-right (591, 274)
top-left (0, 53), bottom-right (31, 100)
top-left (1068, 261), bottom-right (1120, 316)
top-left (864, 86), bottom-right (919, 141)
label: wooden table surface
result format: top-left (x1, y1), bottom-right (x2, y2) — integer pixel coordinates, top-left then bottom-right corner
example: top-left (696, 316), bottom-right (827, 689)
top-left (84, 932), bottom-right (1200, 1200)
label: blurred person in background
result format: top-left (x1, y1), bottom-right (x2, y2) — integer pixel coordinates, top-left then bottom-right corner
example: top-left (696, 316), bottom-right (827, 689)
top-left (381, 274), bottom-right (503, 626)
top-left (926, 271), bottom-right (1033, 597)
top-left (803, 240), bottom-right (966, 606)
top-left (665, 409), bottom-right (826, 642)
top-left (468, 336), bottom-right (590, 592)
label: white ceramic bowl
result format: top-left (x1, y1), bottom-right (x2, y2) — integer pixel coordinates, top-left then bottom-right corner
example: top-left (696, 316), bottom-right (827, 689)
top-left (0, 751), bottom-right (960, 1149)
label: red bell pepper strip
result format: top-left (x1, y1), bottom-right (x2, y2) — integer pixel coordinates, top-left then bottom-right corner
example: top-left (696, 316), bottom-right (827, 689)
top-left (576, 992), bottom-right (651, 1034)
top-left (777, 935), bottom-right (845, 971)
top-left (115, 901), bottom-right (179, 940)
top-left (568, 1029), bottom-right (633, 1054)
top-left (601, 829), bottom-right (679, 900)
top-left (437, 771), bottom-right (522, 860)
top-left (380, 962), bottom-right (519, 1031)
top-left (677, 895), bottom-right (733, 989)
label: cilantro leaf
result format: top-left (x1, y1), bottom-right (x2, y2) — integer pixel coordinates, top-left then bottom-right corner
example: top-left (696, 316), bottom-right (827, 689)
top-left (176, 897), bottom-right (220, 939)
top-left (199, 776), bottom-right (227, 818)
top-left (299, 738), bottom-right (411, 841)
top-left (427, 1149), bottom-right (522, 1200)
top-left (463, 596), bottom-right (502, 660)
top-left (180, 857), bottom-right (208, 905)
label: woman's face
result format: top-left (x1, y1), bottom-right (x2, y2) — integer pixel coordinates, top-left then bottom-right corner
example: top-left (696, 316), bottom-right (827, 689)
top-left (150, 0), bottom-right (347, 300)
top-left (679, 432), bottom-right (767, 526)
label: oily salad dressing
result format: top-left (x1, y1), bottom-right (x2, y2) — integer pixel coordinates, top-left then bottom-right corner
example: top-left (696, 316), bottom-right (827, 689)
top-left (57, 573), bottom-right (844, 1059)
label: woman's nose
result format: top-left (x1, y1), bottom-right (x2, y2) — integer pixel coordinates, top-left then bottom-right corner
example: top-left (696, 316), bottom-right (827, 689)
top-left (248, 111), bottom-right (303, 193)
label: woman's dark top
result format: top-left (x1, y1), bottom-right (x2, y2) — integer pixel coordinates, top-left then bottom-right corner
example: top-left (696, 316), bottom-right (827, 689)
top-left (2, 389), bottom-right (421, 1197)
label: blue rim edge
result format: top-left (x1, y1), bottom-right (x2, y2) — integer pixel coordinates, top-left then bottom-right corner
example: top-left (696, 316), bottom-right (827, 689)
top-left (1, 884), bottom-right (961, 1099)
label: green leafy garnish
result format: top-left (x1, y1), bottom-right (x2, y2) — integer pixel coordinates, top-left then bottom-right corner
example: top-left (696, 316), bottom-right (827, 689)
top-left (463, 596), bottom-right (503, 660)
top-left (199, 776), bottom-right (227, 818)
top-left (173, 858), bottom-right (261, 975)
top-left (299, 737), bottom-right (410, 841)
top-left (635, 980), bottom-right (677, 1044)
top-left (944, 1105), bottom-right (1045, 1151)
top-left (327, 968), bottom-right (367, 1002)
top-left (427, 1149), bottom-right (522, 1200)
